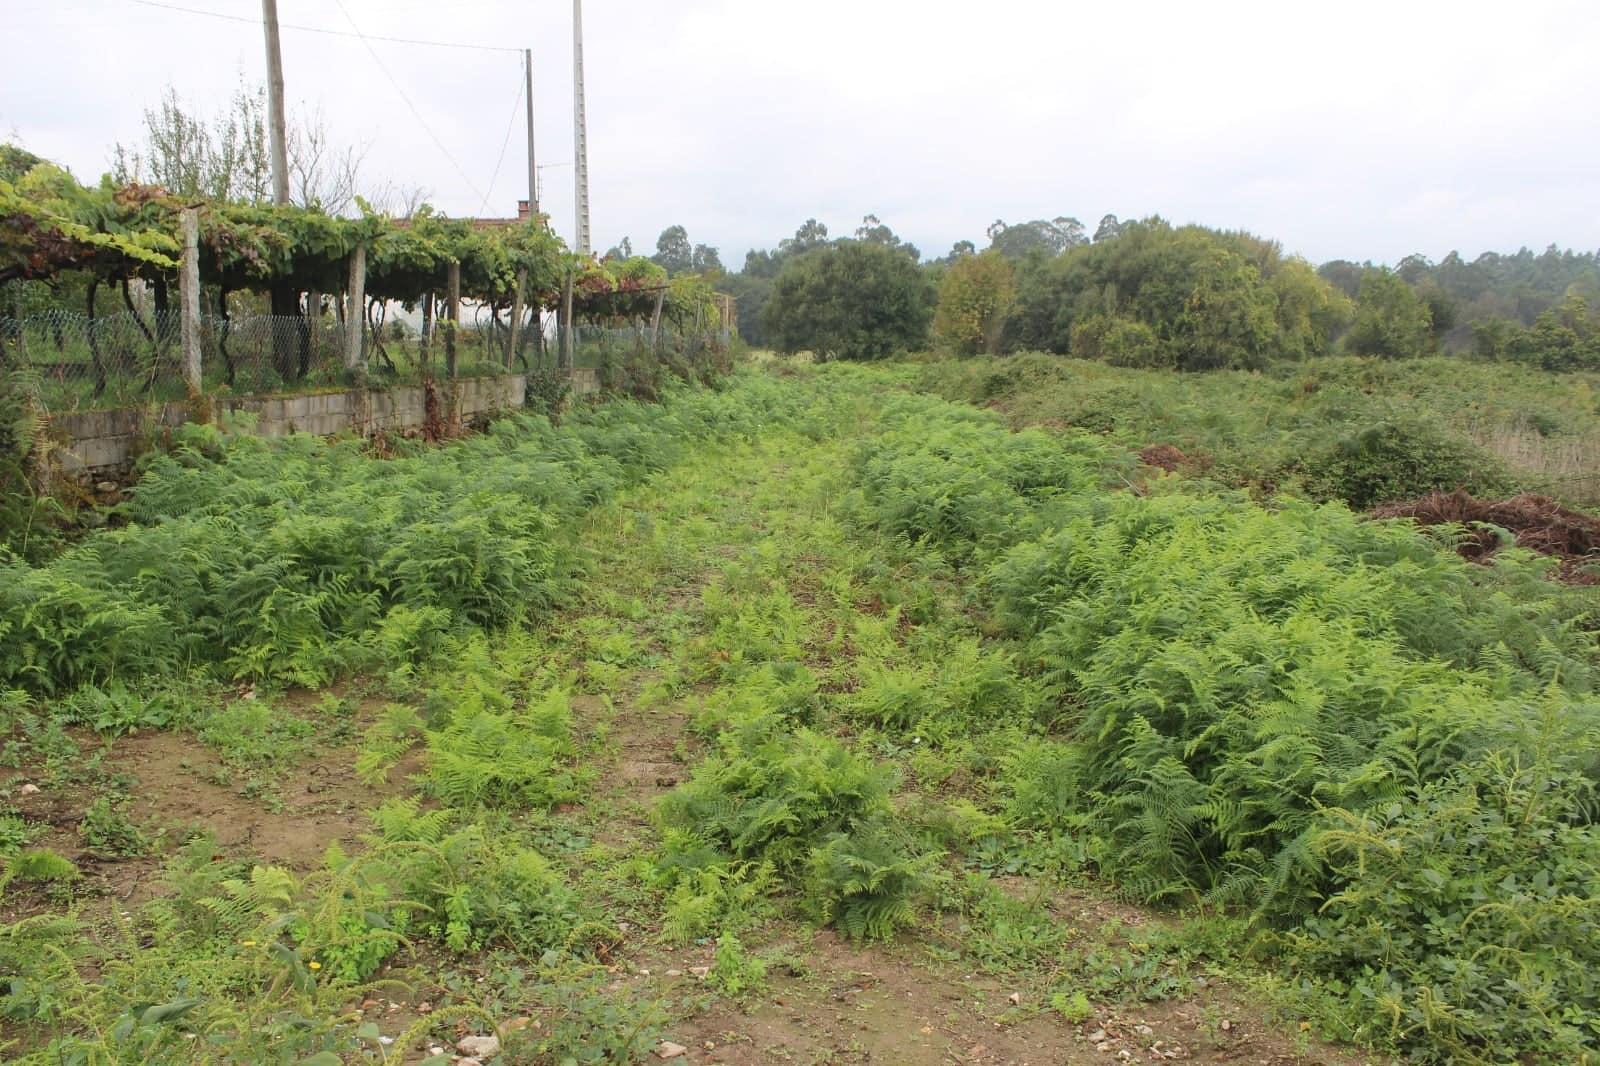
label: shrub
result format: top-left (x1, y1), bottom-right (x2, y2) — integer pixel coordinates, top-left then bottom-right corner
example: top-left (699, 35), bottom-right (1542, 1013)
top-left (1291, 418), bottom-right (1510, 508)
top-left (1290, 754), bottom-right (1600, 1060)
top-left (934, 252), bottom-right (1016, 355)
top-left (368, 799), bottom-right (578, 953)
top-left (1346, 269), bottom-right (1434, 359)
top-left (803, 816), bottom-right (933, 940)
top-left (0, 372), bottom-right (826, 695)
top-left (763, 242), bottom-right (934, 360)
top-left (1070, 314), bottom-right (1169, 368)
top-left (657, 715), bottom-right (931, 938)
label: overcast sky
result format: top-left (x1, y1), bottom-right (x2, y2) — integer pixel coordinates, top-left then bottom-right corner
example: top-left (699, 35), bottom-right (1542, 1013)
top-left (5, 0), bottom-right (1598, 267)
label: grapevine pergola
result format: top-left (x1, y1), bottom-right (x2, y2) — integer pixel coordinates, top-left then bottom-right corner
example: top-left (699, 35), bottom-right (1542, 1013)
top-left (0, 162), bottom-right (721, 380)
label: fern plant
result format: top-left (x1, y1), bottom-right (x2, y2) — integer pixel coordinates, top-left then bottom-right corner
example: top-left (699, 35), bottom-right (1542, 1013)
top-left (803, 816), bottom-right (934, 941)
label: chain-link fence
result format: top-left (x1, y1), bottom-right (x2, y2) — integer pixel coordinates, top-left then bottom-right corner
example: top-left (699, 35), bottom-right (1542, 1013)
top-left (0, 310), bottom-right (189, 410)
top-left (199, 313), bottom-right (344, 395)
top-left (568, 324), bottom-right (733, 369)
top-left (0, 309), bottom-right (733, 412)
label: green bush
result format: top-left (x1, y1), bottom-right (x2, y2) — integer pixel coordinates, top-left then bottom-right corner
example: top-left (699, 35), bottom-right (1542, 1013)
top-left (1070, 314), bottom-right (1170, 369)
top-left (1346, 268), bottom-right (1435, 359)
top-left (1290, 418), bottom-right (1510, 508)
top-left (763, 241), bottom-right (934, 360)
top-left (1290, 754), bottom-right (1600, 1059)
top-left (657, 714), bottom-right (931, 938)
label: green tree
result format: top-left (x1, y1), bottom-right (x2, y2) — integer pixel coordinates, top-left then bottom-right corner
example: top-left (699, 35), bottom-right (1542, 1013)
top-left (1092, 214), bottom-right (1125, 243)
top-left (933, 251), bottom-right (1015, 355)
top-left (854, 214), bottom-right (920, 260)
top-left (1346, 269), bottom-right (1434, 358)
top-left (1271, 257), bottom-right (1353, 359)
top-left (987, 217), bottom-right (1087, 259)
top-left (1487, 294), bottom-right (1600, 370)
top-left (1317, 259), bottom-right (1367, 298)
top-left (999, 218), bottom-right (1347, 367)
top-left (653, 225), bottom-right (693, 275)
top-left (779, 218), bottom-right (831, 258)
top-left (725, 219), bottom-right (842, 345)
top-left (940, 240), bottom-right (976, 264)
top-left (691, 243), bottom-right (723, 275)
top-left (763, 241), bottom-right (933, 360)
top-left (1414, 279), bottom-right (1458, 341)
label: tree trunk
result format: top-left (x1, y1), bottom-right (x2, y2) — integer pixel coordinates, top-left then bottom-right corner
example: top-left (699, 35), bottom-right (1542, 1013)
top-left (269, 280), bottom-right (300, 381)
top-left (421, 291), bottom-right (433, 374)
top-left (306, 285), bottom-right (321, 366)
top-left (121, 279), bottom-right (155, 344)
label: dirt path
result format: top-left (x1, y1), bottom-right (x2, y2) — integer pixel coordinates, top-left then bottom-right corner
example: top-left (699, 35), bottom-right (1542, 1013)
top-left (538, 438), bottom-right (1377, 1066)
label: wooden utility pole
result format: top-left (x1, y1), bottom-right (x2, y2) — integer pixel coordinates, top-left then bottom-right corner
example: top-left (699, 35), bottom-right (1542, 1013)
top-left (262, 0), bottom-right (290, 206)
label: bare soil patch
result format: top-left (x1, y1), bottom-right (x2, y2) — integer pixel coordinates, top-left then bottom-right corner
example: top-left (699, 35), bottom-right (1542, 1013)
top-left (1138, 444), bottom-right (1189, 473)
top-left (634, 930), bottom-right (1371, 1066)
top-left (1371, 489), bottom-right (1600, 582)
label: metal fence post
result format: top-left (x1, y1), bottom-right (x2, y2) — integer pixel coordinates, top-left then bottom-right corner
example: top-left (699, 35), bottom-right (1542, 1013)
top-left (180, 207), bottom-right (202, 393)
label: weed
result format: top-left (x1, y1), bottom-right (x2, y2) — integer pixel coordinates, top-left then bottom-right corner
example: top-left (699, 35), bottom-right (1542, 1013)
top-left (79, 795), bottom-right (147, 856)
top-left (1049, 988), bottom-right (1094, 1024)
top-left (708, 933), bottom-right (769, 999)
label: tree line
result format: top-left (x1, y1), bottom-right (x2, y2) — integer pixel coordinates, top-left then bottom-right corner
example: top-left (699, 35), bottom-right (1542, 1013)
top-left (625, 210), bottom-right (1599, 370)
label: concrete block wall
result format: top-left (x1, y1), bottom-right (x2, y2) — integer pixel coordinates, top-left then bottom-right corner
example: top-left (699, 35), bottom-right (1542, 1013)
top-left (48, 373), bottom-right (531, 477)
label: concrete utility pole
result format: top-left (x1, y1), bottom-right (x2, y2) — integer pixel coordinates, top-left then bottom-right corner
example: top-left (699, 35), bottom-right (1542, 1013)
top-left (262, 0), bottom-right (290, 206)
top-left (572, 0), bottom-right (591, 255)
top-left (180, 207), bottom-right (202, 392)
top-left (261, 0), bottom-right (296, 375)
top-left (525, 48), bottom-right (539, 219)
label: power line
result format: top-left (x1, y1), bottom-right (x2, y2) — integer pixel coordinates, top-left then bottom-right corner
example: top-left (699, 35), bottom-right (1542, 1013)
top-left (475, 65), bottom-right (526, 219)
top-left (127, 0), bottom-right (523, 53)
top-left (330, 0), bottom-right (485, 203)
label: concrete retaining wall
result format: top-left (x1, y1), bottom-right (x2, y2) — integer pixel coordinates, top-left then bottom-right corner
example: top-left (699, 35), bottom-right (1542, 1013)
top-left (50, 373), bottom-right (528, 476)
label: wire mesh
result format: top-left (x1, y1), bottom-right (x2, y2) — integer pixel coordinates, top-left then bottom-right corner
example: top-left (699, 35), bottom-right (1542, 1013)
top-left (0, 309), bottom-right (731, 412)
top-left (0, 310), bottom-right (189, 410)
top-left (201, 313), bottom-right (345, 394)
top-left (567, 324), bottom-right (730, 369)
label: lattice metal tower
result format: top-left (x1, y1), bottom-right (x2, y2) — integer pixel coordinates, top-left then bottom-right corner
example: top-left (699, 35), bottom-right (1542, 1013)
top-left (572, 0), bottom-right (591, 255)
